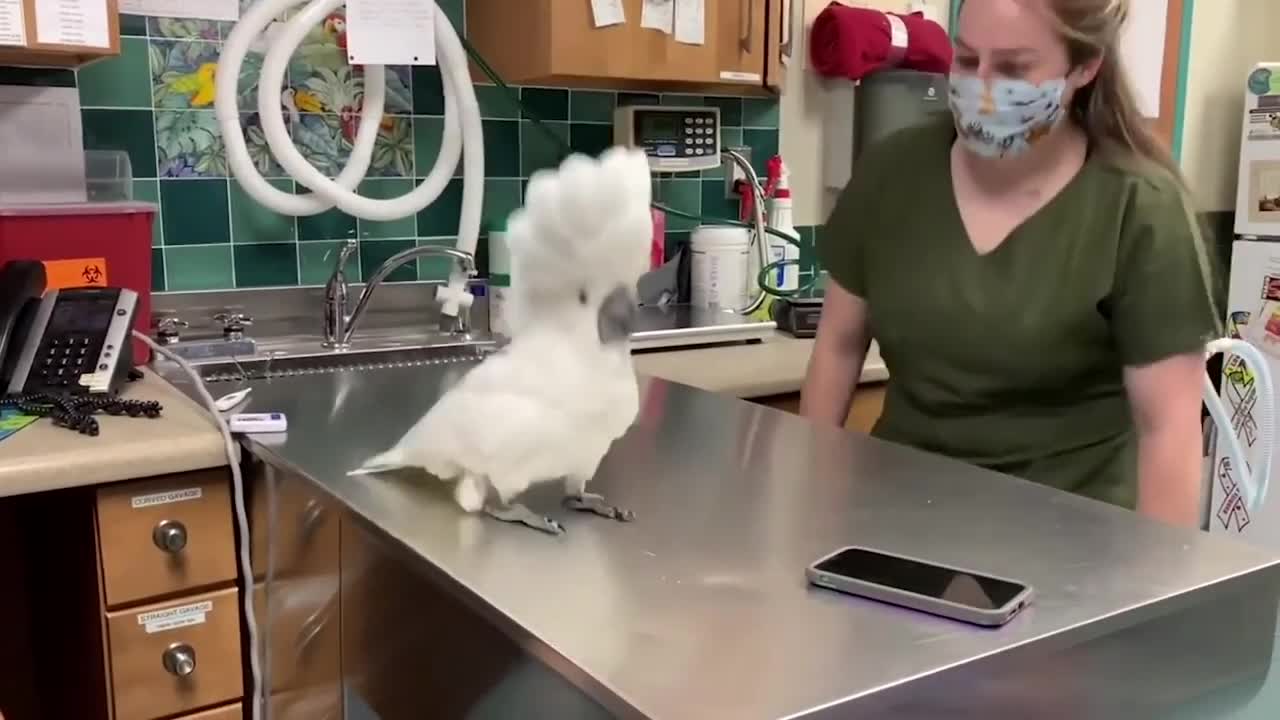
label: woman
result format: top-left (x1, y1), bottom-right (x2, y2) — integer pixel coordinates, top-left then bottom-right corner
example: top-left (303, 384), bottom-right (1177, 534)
top-left (801, 0), bottom-right (1220, 528)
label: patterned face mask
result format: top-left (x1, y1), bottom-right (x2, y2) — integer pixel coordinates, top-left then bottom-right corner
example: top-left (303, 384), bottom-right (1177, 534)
top-left (948, 73), bottom-right (1067, 159)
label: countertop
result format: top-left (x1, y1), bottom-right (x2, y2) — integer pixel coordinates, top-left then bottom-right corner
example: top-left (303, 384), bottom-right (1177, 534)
top-left (0, 370), bottom-right (230, 497)
top-left (0, 335), bottom-right (872, 497)
top-left (239, 360), bottom-right (1280, 719)
top-left (633, 333), bottom-right (885, 398)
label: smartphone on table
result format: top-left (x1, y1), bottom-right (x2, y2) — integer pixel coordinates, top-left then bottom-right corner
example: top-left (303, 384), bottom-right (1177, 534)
top-left (806, 546), bottom-right (1034, 627)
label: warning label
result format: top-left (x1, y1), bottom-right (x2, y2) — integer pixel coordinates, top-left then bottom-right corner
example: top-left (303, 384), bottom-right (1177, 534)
top-left (41, 257), bottom-right (109, 289)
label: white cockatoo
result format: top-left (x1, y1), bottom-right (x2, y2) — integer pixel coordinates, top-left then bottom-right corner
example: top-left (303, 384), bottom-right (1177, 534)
top-left (348, 146), bottom-right (653, 535)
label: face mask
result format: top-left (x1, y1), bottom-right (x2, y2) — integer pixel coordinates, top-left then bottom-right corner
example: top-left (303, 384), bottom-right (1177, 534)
top-left (947, 73), bottom-right (1068, 159)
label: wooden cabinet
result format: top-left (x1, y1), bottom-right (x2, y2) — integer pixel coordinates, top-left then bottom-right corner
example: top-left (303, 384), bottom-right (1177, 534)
top-left (466, 0), bottom-right (791, 94)
top-left (248, 466), bottom-right (343, 720)
top-left (757, 383), bottom-right (887, 433)
top-left (0, 467), bottom-right (245, 720)
top-left (0, 0), bottom-right (120, 68)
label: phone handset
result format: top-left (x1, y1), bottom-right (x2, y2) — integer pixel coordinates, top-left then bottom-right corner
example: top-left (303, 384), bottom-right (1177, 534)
top-left (0, 260), bottom-right (49, 391)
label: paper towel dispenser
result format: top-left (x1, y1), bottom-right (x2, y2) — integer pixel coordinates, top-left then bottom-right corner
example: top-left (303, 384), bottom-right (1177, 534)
top-left (823, 70), bottom-right (951, 191)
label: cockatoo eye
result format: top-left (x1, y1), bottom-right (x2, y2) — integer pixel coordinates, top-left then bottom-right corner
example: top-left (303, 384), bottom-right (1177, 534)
top-left (578, 289), bottom-right (588, 306)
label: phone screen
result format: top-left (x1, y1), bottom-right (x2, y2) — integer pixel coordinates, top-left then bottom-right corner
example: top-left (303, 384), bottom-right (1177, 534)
top-left (813, 548), bottom-right (1026, 610)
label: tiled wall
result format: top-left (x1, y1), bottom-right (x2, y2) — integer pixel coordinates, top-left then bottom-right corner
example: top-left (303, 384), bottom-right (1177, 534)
top-left (24, 1), bottom-right (820, 294)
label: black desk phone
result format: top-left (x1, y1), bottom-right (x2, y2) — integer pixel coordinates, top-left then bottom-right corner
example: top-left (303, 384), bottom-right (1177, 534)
top-left (0, 259), bottom-right (139, 396)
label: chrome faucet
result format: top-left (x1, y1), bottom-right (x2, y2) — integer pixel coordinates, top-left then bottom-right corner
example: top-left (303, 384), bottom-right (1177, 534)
top-left (721, 148), bottom-right (769, 315)
top-left (322, 239), bottom-right (479, 349)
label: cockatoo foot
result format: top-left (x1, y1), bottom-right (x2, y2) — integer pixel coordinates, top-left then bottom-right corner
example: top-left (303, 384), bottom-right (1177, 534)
top-left (563, 493), bottom-right (635, 522)
top-left (485, 503), bottom-right (565, 535)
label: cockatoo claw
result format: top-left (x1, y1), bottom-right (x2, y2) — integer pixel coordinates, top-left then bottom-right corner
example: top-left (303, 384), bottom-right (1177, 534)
top-left (564, 493), bottom-right (636, 522)
top-left (486, 503), bottom-right (566, 536)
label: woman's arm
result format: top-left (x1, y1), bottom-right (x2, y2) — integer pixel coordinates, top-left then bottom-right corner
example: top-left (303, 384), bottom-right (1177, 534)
top-left (1123, 352), bottom-right (1207, 528)
top-left (801, 280), bottom-right (872, 427)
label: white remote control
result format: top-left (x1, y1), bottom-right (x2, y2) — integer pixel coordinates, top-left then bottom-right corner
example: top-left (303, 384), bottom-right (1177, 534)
top-left (228, 412), bottom-right (288, 434)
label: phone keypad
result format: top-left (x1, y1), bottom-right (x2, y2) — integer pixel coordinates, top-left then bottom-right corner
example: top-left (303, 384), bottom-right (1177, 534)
top-left (37, 336), bottom-right (98, 389)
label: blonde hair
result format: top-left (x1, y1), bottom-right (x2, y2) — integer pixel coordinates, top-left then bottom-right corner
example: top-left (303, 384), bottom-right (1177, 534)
top-left (1047, 0), bottom-right (1224, 333)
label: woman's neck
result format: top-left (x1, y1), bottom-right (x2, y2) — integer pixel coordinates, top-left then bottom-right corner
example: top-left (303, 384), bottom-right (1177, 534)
top-left (958, 122), bottom-right (1089, 198)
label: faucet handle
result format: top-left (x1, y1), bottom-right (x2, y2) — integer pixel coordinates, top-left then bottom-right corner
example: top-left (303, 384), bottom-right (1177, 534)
top-left (214, 312), bottom-right (253, 333)
top-left (156, 315), bottom-right (189, 332)
top-left (331, 239), bottom-right (358, 273)
top-left (155, 315), bottom-right (189, 345)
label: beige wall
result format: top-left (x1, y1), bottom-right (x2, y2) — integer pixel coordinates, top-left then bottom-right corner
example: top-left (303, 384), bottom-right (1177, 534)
top-left (1179, 0), bottom-right (1280, 212)
top-left (779, 0), bottom-right (947, 226)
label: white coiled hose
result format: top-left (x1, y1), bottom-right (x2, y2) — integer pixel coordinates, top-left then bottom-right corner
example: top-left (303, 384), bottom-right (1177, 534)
top-left (214, 0), bottom-right (483, 319)
top-left (1205, 338), bottom-right (1274, 512)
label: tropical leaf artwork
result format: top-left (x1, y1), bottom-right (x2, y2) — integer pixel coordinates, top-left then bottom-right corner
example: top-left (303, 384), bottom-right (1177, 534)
top-left (302, 65), bottom-right (360, 114)
top-left (353, 65), bottom-right (413, 115)
top-left (156, 111), bottom-right (227, 178)
top-left (237, 51), bottom-right (264, 108)
top-left (367, 117), bottom-right (413, 178)
top-left (293, 113), bottom-right (347, 177)
top-left (242, 113), bottom-right (285, 177)
top-left (148, 17), bottom-right (218, 40)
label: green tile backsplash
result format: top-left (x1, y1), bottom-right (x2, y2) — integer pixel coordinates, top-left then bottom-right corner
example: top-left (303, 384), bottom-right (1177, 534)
top-left (7, 1), bottom-right (818, 294)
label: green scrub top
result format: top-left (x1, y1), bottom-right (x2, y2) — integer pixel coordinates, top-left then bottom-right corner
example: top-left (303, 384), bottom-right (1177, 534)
top-left (818, 119), bottom-right (1219, 509)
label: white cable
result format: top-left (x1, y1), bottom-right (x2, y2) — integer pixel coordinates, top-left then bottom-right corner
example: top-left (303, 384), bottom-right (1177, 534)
top-left (1205, 338), bottom-right (1274, 511)
top-left (216, 0), bottom-right (484, 318)
top-left (134, 332), bottom-right (263, 720)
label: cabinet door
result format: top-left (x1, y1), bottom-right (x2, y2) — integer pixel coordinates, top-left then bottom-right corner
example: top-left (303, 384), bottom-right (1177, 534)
top-left (765, 0), bottom-right (795, 93)
top-left (717, 0), bottom-right (771, 88)
top-left (548, 0), bottom-right (720, 85)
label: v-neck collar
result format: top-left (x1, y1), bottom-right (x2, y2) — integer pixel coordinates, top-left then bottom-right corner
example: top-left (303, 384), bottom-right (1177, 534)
top-left (944, 138), bottom-right (1096, 260)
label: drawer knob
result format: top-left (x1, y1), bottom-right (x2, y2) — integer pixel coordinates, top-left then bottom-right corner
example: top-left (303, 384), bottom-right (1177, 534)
top-left (152, 520), bottom-right (189, 553)
top-left (162, 643), bottom-right (197, 677)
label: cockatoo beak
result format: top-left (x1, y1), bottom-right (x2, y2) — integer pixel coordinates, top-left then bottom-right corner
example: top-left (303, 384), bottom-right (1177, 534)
top-left (597, 285), bottom-right (638, 345)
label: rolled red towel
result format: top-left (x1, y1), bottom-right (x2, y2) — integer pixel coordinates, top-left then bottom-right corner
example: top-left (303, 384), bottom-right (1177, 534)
top-left (809, 2), bottom-right (953, 81)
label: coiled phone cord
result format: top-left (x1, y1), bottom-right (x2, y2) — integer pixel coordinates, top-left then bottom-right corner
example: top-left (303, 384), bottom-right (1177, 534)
top-left (0, 387), bottom-right (162, 436)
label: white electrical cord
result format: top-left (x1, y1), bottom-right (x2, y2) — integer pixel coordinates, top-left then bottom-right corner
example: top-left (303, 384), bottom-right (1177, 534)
top-left (134, 332), bottom-right (264, 719)
top-left (1205, 337), bottom-right (1274, 512)
top-left (215, 0), bottom-right (484, 319)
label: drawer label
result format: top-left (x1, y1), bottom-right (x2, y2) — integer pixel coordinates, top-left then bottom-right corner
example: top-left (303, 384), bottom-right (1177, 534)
top-left (138, 600), bottom-right (212, 634)
top-left (130, 487), bottom-right (202, 509)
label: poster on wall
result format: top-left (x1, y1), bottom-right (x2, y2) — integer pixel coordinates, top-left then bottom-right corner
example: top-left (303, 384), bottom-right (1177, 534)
top-left (1235, 63), bottom-right (1280, 238)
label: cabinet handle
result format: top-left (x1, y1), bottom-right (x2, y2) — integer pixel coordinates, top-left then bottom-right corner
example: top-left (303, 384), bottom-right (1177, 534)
top-left (300, 498), bottom-right (326, 538)
top-left (152, 519), bottom-right (188, 553)
top-left (162, 643), bottom-right (197, 677)
top-left (296, 604), bottom-right (333, 654)
top-left (740, 0), bottom-right (755, 54)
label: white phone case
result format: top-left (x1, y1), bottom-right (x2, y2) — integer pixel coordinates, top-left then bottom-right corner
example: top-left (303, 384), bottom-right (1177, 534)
top-left (805, 546), bottom-right (1034, 628)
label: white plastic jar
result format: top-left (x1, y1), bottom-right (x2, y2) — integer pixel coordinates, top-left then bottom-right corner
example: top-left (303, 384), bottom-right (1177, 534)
top-left (690, 225), bottom-right (751, 310)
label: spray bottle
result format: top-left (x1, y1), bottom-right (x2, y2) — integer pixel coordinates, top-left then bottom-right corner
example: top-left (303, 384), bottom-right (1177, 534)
top-left (767, 159), bottom-right (801, 293)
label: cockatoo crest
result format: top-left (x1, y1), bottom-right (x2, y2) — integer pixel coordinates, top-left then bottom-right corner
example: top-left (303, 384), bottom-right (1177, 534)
top-left (505, 147), bottom-right (652, 325)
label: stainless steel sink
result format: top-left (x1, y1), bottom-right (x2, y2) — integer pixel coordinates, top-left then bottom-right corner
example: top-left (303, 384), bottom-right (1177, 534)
top-left (167, 340), bottom-right (497, 384)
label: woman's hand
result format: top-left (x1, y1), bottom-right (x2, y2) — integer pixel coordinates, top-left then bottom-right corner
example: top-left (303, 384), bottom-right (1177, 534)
top-left (801, 280), bottom-right (873, 427)
top-left (1124, 352), bottom-right (1208, 528)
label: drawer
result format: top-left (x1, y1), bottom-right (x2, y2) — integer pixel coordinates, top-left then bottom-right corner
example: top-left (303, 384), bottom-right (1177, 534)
top-left (107, 587), bottom-right (244, 720)
top-left (253, 471), bottom-right (339, 583)
top-left (254, 575), bottom-right (341, 693)
top-left (178, 703), bottom-right (243, 719)
top-left (97, 469), bottom-right (237, 607)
